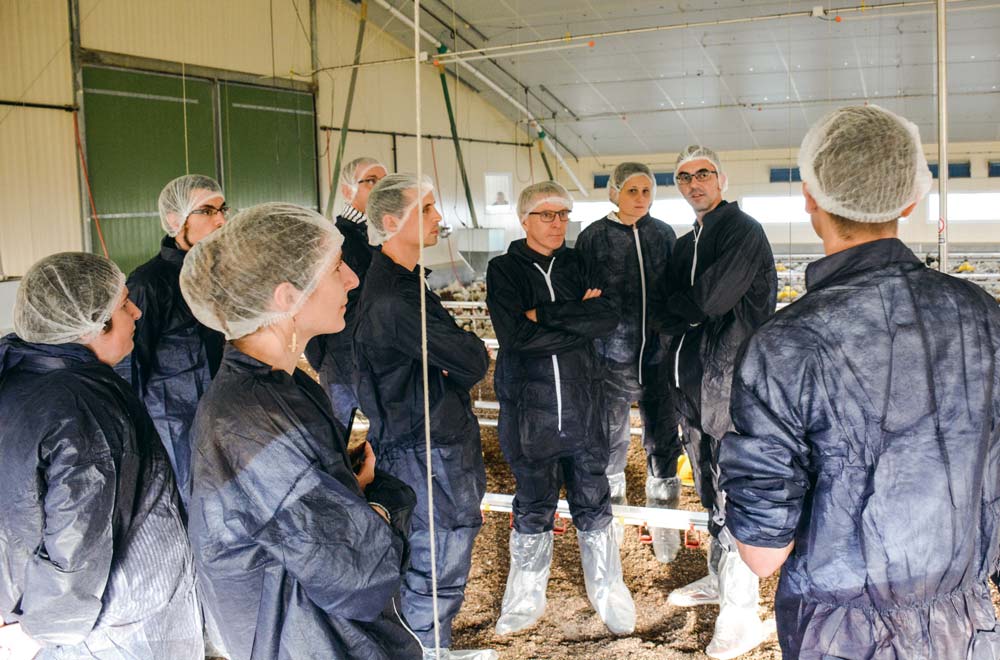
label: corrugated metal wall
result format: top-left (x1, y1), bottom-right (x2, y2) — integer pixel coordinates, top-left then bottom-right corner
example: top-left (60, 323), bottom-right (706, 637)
top-left (0, 0), bottom-right (82, 277)
top-left (79, 0), bottom-right (312, 79)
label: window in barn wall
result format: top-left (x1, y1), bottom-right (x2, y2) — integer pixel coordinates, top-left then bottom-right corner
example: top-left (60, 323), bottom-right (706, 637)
top-left (928, 193), bottom-right (1000, 223)
top-left (741, 195), bottom-right (810, 224)
top-left (82, 66), bottom-right (318, 276)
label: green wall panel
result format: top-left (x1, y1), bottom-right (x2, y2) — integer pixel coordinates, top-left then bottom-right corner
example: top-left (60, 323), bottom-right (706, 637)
top-left (83, 68), bottom-right (318, 275)
top-left (83, 66), bottom-right (217, 274)
top-left (220, 82), bottom-right (318, 212)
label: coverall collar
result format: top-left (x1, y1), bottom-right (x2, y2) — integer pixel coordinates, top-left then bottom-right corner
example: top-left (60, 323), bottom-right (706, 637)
top-left (805, 237), bottom-right (921, 292)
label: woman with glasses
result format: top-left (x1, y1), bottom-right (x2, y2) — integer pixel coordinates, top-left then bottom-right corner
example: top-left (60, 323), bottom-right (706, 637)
top-left (486, 181), bottom-right (635, 637)
top-left (116, 174), bottom-right (228, 501)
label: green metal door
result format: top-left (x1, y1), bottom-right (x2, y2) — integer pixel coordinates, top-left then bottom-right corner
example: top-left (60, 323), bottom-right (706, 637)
top-left (219, 82), bottom-right (318, 211)
top-left (82, 66), bottom-right (216, 274)
top-left (83, 68), bottom-right (319, 275)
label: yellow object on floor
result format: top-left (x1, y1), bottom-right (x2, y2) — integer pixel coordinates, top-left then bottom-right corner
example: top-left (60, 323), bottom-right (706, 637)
top-left (677, 454), bottom-right (695, 487)
top-left (777, 284), bottom-right (799, 302)
top-left (957, 260), bottom-right (975, 273)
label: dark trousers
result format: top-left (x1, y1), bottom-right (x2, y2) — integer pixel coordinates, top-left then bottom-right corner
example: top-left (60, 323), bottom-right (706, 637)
top-left (604, 358), bottom-right (683, 478)
top-left (673, 382), bottom-right (725, 537)
top-left (511, 454), bottom-right (613, 535)
top-left (376, 441), bottom-right (486, 649)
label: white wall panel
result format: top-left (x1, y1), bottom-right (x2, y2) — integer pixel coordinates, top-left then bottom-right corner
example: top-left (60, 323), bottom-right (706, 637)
top-left (0, 109), bottom-right (83, 277)
top-left (79, 0), bottom-right (311, 80)
top-left (0, 0), bottom-right (72, 104)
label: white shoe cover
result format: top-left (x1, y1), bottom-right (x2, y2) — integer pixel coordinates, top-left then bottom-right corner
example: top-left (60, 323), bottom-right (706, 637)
top-left (704, 527), bottom-right (773, 658)
top-left (495, 530), bottom-right (552, 635)
top-left (577, 523), bottom-right (636, 634)
top-left (667, 572), bottom-right (720, 607)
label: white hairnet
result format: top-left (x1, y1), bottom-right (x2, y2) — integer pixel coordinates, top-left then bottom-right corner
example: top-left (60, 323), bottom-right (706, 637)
top-left (517, 181), bottom-right (573, 221)
top-left (798, 104), bottom-right (932, 223)
top-left (340, 156), bottom-right (386, 208)
top-left (14, 252), bottom-right (126, 345)
top-left (365, 173), bottom-right (435, 246)
top-left (609, 162), bottom-right (656, 198)
top-left (158, 174), bottom-right (225, 237)
top-left (676, 145), bottom-right (728, 193)
top-left (179, 203), bottom-right (344, 340)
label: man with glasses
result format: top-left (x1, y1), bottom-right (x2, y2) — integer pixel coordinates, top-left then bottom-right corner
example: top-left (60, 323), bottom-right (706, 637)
top-left (650, 147), bottom-right (777, 658)
top-left (487, 181), bottom-right (635, 637)
top-left (306, 156), bottom-right (388, 425)
top-left (118, 174), bottom-right (228, 501)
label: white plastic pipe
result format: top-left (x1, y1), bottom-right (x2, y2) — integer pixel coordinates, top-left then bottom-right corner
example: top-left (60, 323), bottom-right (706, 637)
top-left (480, 492), bottom-right (710, 531)
top-left (369, 0), bottom-right (589, 197)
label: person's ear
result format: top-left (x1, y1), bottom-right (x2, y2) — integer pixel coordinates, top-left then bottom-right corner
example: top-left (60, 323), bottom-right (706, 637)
top-left (802, 183), bottom-right (819, 213)
top-left (900, 201), bottom-right (918, 218)
top-left (383, 214), bottom-right (401, 235)
top-left (340, 183), bottom-right (355, 201)
top-left (272, 281), bottom-right (301, 313)
top-left (608, 187), bottom-right (619, 206)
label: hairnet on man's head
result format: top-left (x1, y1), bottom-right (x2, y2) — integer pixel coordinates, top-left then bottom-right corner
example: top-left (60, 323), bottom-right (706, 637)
top-left (517, 181), bottom-right (573, 221)
top-left (158, 174), bottom-right (224, 237)
top-left (14, 252), bottom-right (126, 345)
top-left (798, 104), bottom-right (932, 223)
top-left (365, 173), bottom-right (434, 245)
top-left (179, 203), bottom-right (344, 340)
top-left (340, 157), bottom-right (386, 203)
top-left (609, 162), bottom-right (656, 196)
top-left (676, 145), bottom-right (728, 193)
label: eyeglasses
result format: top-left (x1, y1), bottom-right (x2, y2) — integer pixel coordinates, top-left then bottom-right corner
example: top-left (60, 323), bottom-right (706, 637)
top-left (527, 209), bottom-right (571, 223)
top-left (675, 169), bottom-right (718, 186)
top-left (189, 203), bottom-right (229, 218)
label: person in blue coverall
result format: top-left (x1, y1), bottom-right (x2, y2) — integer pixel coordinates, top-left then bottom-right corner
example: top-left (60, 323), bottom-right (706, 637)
top-left (487, 181), bottom-right (636, 636)
top-left (575, 162), bottom-right (682, 561)
top-left (0, 252), bottom-right (202, 660)
top-left (305, 156), bottom-right (388, 426)
top-left (354, 174), bottom-right (496, 660)
top-left (720, 104), bottom-right (1000, 659)
top-left (118, 174), bottom-right (227, 500)
top-left (181, 203), bottom-right (421, 660)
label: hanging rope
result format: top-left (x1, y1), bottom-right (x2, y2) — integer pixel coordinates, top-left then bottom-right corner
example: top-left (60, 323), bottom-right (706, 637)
top-left (413, 1), bottom-right (442, 657)
top-left (180, 63), bottom-right (190, 174)
top-left (73, 111), bottom-right (109, 259)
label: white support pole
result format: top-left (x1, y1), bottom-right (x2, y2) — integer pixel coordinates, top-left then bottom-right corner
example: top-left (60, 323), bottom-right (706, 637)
top-left (936, 0), bottom-right (949, 271)
top-left (369, 0), bottom-right (589, 196)
top-left (480, 492), bottom-right (710, 532)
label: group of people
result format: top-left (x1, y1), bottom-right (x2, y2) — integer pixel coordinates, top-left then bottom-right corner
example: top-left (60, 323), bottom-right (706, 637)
top-left (0, 103), bottom-right (998, 660)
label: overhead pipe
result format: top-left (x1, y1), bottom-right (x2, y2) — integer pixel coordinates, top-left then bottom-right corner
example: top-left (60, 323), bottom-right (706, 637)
top-left (369, 0), bottom-right (589, 197)
top-left (437, 54), bottom-right (479, 228)
top-left (434, 0), bottom-right (981, 61)
top-left (936, 0), bottom-right (949, 272)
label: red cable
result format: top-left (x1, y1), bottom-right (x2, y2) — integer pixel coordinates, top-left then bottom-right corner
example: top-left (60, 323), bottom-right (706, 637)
top-left (72, 111), bottom-right (110, 259)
